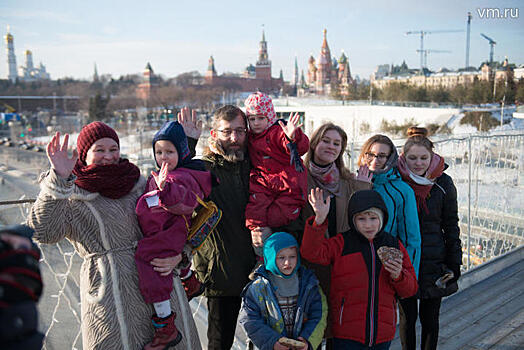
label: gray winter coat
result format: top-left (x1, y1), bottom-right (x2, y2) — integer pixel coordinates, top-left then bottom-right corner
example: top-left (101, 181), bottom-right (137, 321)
top-left (27, 169), bottom-right (201, 350)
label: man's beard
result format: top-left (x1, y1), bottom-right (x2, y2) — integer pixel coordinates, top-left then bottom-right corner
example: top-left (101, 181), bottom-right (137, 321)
top-left (210, 137), bottom-right (245, 162)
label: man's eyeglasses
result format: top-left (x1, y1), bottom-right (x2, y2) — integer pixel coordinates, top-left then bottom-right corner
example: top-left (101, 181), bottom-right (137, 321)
top-left (216, 128), bottom-right (247, 137)
top-left (365, 152), bottom-right (389, 161)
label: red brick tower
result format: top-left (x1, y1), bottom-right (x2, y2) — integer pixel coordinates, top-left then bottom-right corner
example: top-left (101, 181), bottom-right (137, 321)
top-left (255, 29), bottom-right (271, 80)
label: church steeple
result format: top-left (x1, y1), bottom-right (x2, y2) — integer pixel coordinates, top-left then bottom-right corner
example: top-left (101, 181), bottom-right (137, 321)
top-left (93, 62), bottom-right (99, 82)
top-left (293, 56), bottom-right (299, 86)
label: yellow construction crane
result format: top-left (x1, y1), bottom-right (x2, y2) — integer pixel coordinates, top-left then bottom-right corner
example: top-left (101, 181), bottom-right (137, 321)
top-left (1, 102), bottom-right (16, 113)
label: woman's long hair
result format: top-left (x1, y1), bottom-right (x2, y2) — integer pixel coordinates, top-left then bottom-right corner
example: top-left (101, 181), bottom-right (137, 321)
top-left (305, 123), bottom-right (352, 180)
top-left (357, 134), bottom-right (396, 167)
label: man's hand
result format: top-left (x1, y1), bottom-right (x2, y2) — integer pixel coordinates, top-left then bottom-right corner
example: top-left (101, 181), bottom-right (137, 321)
top-left (177, 106), bottom-right (202, 140)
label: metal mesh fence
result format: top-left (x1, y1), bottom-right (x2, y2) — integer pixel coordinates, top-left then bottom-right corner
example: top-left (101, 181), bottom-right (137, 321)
top-left (1, 132), bottom-right (522, 349)
top-left (347, 133), bottom-right (524, 270)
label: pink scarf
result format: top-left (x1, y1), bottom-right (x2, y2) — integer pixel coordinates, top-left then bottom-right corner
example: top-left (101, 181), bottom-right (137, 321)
top-left (397, 153), bottom-right (444, 214)
top-left (308, 161), bottom-right (341, 197)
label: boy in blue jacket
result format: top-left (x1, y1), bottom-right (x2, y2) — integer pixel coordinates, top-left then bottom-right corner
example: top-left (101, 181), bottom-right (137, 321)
top-left (239, 232), bottom-right (328, 350)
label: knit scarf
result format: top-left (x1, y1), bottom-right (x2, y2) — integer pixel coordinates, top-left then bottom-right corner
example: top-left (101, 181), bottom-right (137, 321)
top-left (397, 153), bottom-right (445, 214)
top-left (73, 158), bottom-right (141, 199)
top-left (308, 161), bottom-right (341, 198)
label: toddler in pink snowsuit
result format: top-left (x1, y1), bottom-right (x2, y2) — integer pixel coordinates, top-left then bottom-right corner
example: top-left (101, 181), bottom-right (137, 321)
top-left (135, 120), bottom-right (212, 350)
top-left (244, 92), bottom-right (309, 258)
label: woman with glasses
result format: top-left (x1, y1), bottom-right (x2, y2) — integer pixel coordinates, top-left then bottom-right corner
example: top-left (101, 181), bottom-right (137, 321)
top-left (299, 123), bottom-right (372, 349)
top-left (396, 127), bottom-right (462, 350)
top-left (357, 134), bottom-right (421, 278)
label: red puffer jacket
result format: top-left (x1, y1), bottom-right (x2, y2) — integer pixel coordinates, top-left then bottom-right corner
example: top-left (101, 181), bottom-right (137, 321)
top-left (245, 122), bottom-right (309, 229)
top-left (302, 217), bottom-right (417, 346)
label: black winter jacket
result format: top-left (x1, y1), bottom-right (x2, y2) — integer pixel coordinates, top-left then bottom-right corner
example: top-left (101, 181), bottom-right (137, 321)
top-left (192, 148), bottom-right (257, 297)
top-left (417, 172), bottom-right (462, 299)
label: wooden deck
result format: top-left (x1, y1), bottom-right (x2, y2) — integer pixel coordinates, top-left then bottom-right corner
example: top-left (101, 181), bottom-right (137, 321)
top-left (391, 246), bottom-right (524, 350)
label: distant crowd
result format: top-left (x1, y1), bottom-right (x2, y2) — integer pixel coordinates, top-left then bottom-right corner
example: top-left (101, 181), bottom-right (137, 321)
top-left (1, 92), bottom-right (462, 350)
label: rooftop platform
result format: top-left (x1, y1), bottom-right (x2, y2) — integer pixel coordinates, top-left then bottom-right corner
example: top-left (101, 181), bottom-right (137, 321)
top-left (391, 245), bottom-right (524, 350)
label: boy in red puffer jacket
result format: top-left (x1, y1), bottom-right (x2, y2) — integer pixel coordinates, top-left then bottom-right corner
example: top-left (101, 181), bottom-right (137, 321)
top-left (301, 189), bottom-right (417, 349)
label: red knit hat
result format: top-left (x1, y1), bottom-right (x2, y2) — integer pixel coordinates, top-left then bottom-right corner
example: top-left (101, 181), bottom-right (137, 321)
top-left (77, 121), bottom-right (119, 164)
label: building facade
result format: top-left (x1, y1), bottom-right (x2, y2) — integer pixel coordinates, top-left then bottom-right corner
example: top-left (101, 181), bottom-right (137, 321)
top-left (372, 61), bottom-right (515, 90)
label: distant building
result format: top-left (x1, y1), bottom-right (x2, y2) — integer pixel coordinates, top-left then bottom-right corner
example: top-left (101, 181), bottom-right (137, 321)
top-left (372, 60), bottom-right (516, 89)
top-left (301, 29), bottom-right (353, 96)
top-left (204, 29), bottom-right (284, 94)
top-left (4, 27), bottom-right (50, 82)
top-left (4, 26), bottom-right (17, 82)
top-left (18, 50), bottom-right (50, 81)
top-left (136, 62), bottom-right (159, 101)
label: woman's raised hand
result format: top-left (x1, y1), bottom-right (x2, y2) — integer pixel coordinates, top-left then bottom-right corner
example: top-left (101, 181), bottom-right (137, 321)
top-left (356, 165), bottom-right (373, 183)
top-left (308, 187), bottom-right (330, 225)
top-left (279, 112), bottom-right (302, 141)
top-left (177, 106), bottom-right (202, 140)
top-left (46, 132), bottom-right (78, 179)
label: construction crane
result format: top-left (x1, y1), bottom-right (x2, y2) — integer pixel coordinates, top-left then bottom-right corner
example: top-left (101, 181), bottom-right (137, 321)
top-left (405, 29), bottom-right (463, 71)
top-left (465, 12), bottom-right (472, 68)
top-left (416, 49), bottom-right (451, 69)
top-left (480, 33), bottom-right (496, 66)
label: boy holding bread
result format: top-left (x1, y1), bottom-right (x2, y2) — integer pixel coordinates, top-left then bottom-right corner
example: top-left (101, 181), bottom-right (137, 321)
top-left (301, 189), bottom-right (417, 349)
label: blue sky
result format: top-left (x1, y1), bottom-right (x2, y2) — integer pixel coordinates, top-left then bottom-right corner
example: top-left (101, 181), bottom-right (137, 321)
top-left (1, 0), bottom-right (523, 81)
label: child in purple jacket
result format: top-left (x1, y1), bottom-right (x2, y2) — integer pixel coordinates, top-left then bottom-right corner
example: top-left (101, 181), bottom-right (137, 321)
top-left (135, 121), bottom-right (212, 350)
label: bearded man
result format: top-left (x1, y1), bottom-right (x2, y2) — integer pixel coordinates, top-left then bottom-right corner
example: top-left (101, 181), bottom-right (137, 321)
top-left (184, 105), bottom-right (256, 349)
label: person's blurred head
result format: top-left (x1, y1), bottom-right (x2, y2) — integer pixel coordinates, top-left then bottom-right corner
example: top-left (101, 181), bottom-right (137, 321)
top-left (403, 127), bottom-right (434, 176)
top-left (358, 134), bottom-right (396, 172)
top-left (152, 121), bottom-right (190, 170)
top-left (77, 122), bottom-right (120, 166)
top-left (209, 105), bottom-right (247, 162)
top-left (306, 123), bottom-right (352, 179)
top-left (244, 92), bottom-right (276, 134)
top-left (348, 190), bottom-right (389, 241)
top-left (263, 232), bottom-right (300, 278)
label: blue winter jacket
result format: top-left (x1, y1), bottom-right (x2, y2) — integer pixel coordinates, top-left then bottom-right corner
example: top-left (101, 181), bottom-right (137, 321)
top-left (239, 265), bottom-right (328, 350)
top-left (372, 167), bottom-right (421, 276)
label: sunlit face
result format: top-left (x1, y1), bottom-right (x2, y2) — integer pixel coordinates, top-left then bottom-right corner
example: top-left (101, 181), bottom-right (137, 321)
top-left (211, 115), bottom-right (247, 162)
top-left (405, 144), bottom-right (431, 176)
top-left (247, 114), bottom-right (269, 134)
top-left (313, 129), bottom-right (343, 166)
top-left (154, 140), bottom-right (179, 171)
top-left (365, 143), bottom-right (391, 171)
top-left (354, 211), bottom-right (381, 240)
top-left (275, 247), bottom-right (298, 276)
top-left (85, 138), bottom-right (119, 166)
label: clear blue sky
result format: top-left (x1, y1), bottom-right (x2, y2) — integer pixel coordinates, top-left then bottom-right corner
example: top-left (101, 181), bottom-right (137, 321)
top-left (1, 0), bottom-right (523, 81)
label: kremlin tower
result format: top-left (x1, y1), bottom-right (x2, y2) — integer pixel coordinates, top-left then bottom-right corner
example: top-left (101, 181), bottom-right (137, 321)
top-left (255, 29), bottom-right (271, 80)
top-left (204, 28), bottom-right (283, 94)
